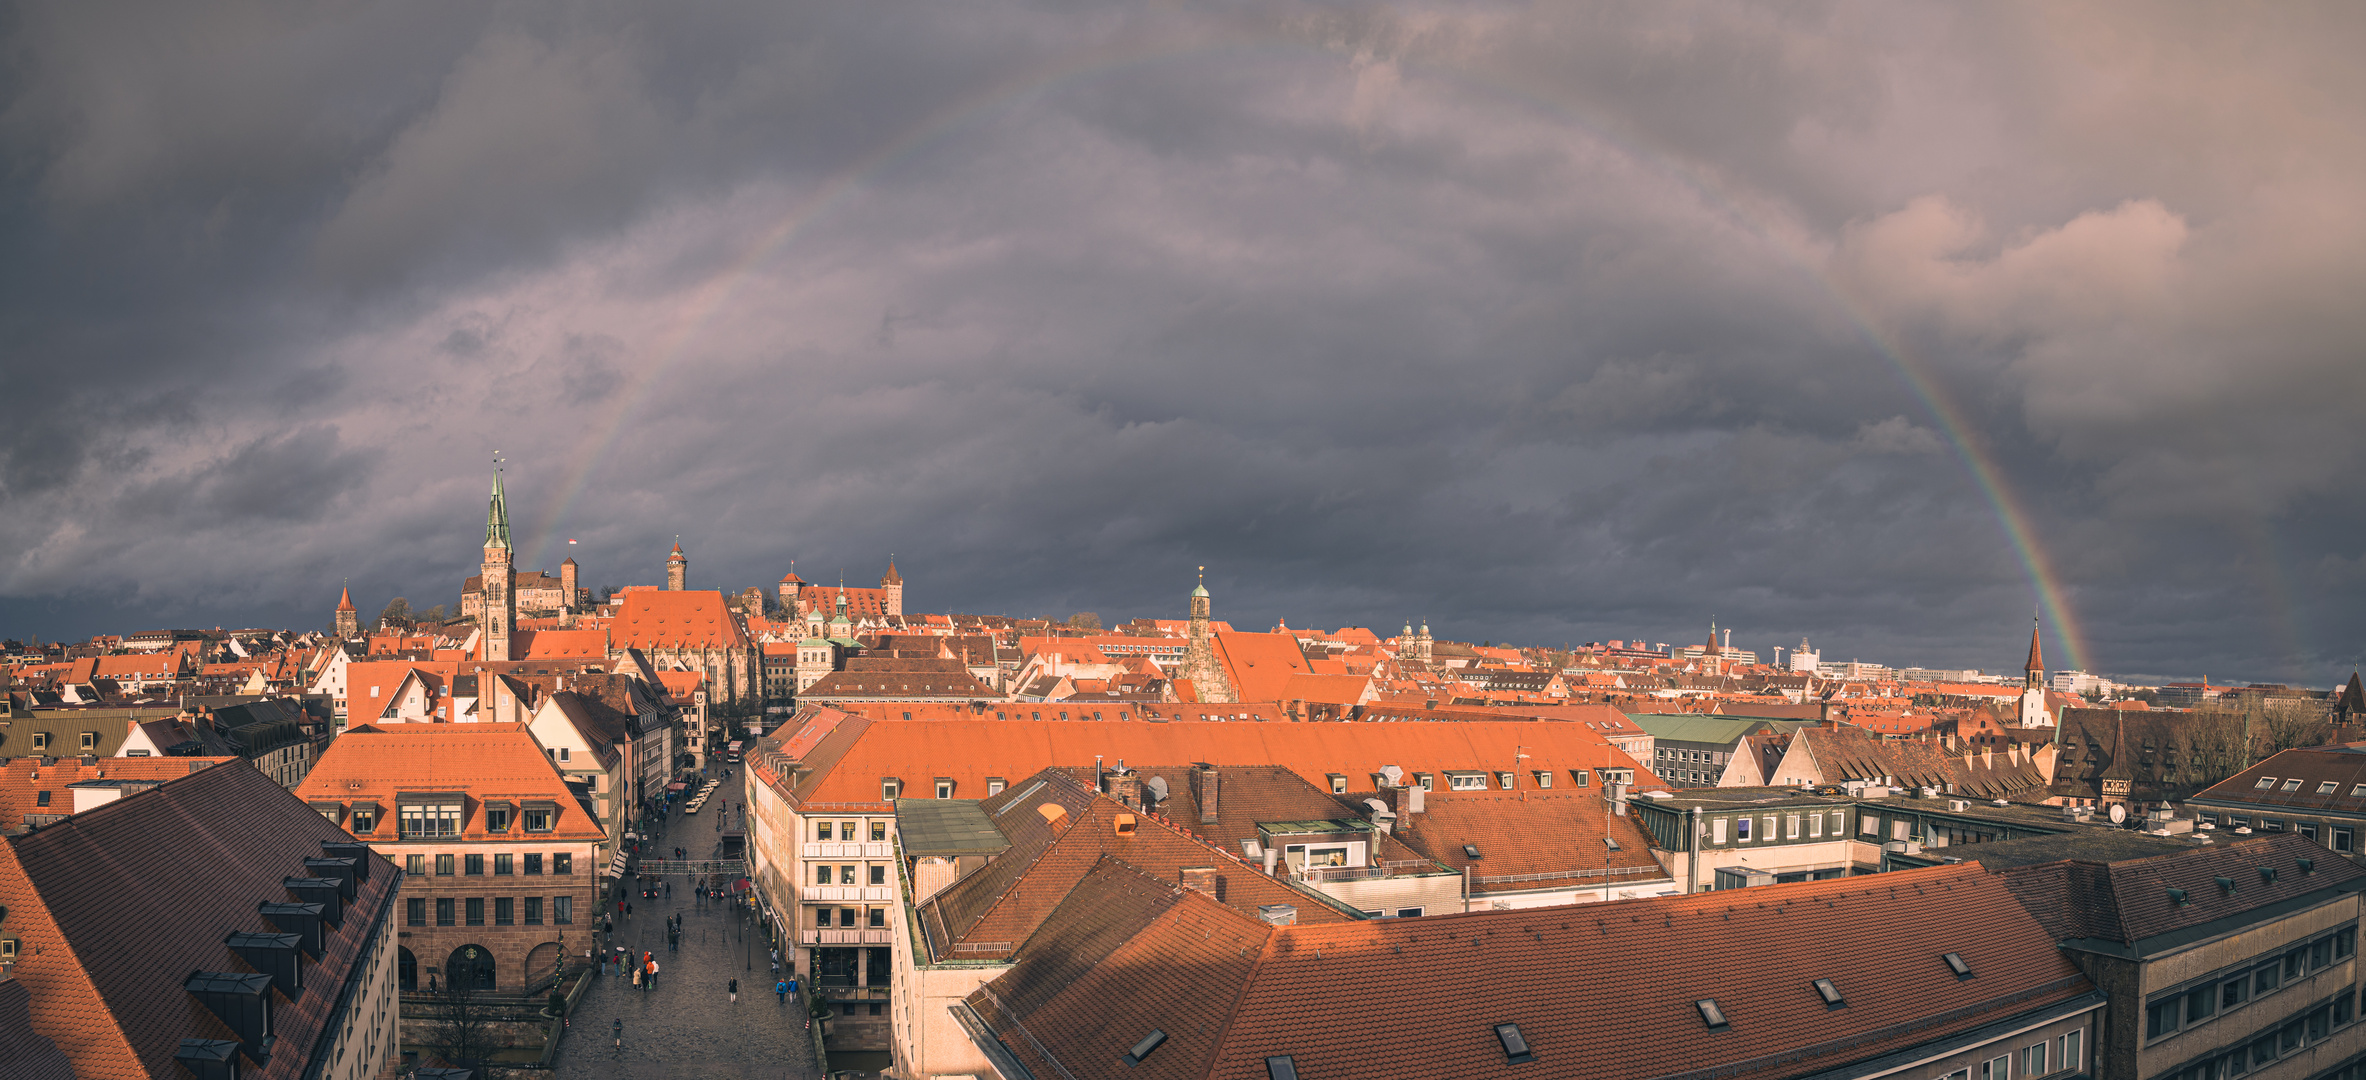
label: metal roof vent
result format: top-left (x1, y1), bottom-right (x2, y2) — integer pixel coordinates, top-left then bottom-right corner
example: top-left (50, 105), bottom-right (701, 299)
top-left (1696, 999), bottom-right (1730, 1030)
top-left (2166, 887), bottom-right (2190, 906)
top-left (2299, 857), bottom-right (2316, 875)
top-left (2259, 866), bottom-right (2279, 885)
top-left (1494, 1022), bottom-right (1535, 1064)
top-left (1941, 952), bottom-right (1972, 980)
top-left (1257, 904), bottom-right (1297, 927)
top-left (2216, 875), bottom-right (2239, 895)
top-left (1121, 1029), bottom-right (1167, 1067)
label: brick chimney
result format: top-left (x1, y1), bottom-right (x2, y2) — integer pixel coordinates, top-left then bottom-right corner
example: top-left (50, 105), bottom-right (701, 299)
top-left (1179, 867), bottom-right (1218, 899)
top-left (1193, 763), bottom-right (1219, 825)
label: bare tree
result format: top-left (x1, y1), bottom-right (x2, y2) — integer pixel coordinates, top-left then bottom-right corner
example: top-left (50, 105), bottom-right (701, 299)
top-left (2255, 695), bottom-right (2334, 755)
top-left (1066, 612), bottom-right (1102, 631)
top-left (428, 978), bottom-right (495, 1068)
top-left (377, 597), bottom-right (411, 629)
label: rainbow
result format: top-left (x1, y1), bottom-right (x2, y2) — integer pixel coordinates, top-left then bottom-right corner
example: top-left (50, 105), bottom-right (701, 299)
top-left (517, 28), bottom-right (2088, 671)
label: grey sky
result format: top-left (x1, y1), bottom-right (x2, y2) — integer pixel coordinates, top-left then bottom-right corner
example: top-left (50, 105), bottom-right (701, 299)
top-left (2, 1), bottom-right (2360, 685)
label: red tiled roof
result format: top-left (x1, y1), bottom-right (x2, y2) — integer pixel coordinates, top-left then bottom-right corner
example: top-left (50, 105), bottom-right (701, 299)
top-left (0, 756), bottom-right (239, 832)
top-left (513, 629), bottom-right (608, 659)
top-left (1389, 790), bottom-right (1666, 892)
top-left (294, 723), bottom-right (604, 841)
top-left (1211, 632), bottom-right (1313, 703)
top-left (761, 713), bottom-right (1652, 811)
top-left (609, 591), bottom-right (748, 650)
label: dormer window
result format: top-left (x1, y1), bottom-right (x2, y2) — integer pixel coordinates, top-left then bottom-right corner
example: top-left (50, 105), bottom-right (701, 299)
top-left (485, 805), bottom-right (513, 833)
top-left (986, 777), bottom-right (1006, 796)
top-left (1534, 771), bottom-right (1552, 789)
top-left (1327, 774), bottom-right (1347, 794)
top-left (882, 778), bottom-right (902, 801)
top-left (1570, 769), bottom-right (1591, 787)
top-left (522, 803), bottom-right (555, 832)
top-left (936, 778), bottom-right (955, 799)
top-left (1497, 772), bottom-right (1515, 789)
top-left (78, 732), bottom-right (96, 751)
top-left (29, 733), bottom-right (46, 750)
top-left (398, 799), bottom-right (462, 838)
top-left (350, 806), bottom-right (377, 833)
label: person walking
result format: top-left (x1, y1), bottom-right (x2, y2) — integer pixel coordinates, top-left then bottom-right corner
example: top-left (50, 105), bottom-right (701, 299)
top-left (631, 964), bottom-right (642, 991)
top-left (775, 978), bottom-right (789, 1004)
top-left (612, 1018), bottom-right (623, 1054)
top-left (648, 958), bottom-right (660, 991)
top-left (665, 879), bottom-right (672, 899)
top-left (729, 977), bottom-right (739, 1004)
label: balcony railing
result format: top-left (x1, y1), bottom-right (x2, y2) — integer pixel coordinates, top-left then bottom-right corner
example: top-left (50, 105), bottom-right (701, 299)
top-left (1471, 864), bottom-right (1667, 886)
top-left (1295, 860), bottom-right (1440, 884)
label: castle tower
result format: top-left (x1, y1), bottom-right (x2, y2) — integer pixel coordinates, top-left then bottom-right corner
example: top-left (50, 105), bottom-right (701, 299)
top-left (2018, 615), bottom-right (2052, 727)
top-left (333, 585), bottom-right (359, 641)
top-left (666, 541), bottom-right (687, 591)
top-left (1705, 621), bottom-right (1722, 675)
top-left (482, 473), bottom-right (516, 662)
top-left (880, 559), bottom-right (904, 618)
top-left (1177, 568), bottom-right (1236, 703)
top-left (559, 557), bottom-right (580, 612)
top-left (780, 564), bottom-right (805, 615)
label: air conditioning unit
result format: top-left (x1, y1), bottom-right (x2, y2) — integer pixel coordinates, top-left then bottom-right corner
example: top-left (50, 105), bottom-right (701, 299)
top-left (1947, 799), bottom-right (1968, 813)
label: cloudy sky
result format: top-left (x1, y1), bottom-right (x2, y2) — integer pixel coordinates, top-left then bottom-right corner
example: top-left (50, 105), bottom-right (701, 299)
top-left (3, 1), bottom-right (2361, 685)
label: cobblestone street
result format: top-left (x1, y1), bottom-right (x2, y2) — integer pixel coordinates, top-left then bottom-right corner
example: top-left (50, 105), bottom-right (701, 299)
top-left (553, 833), bottom-right (820, 1078)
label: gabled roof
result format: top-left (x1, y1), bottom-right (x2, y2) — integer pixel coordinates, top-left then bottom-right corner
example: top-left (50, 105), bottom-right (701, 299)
top-left (609, 590), bottom-right (749, 650)
top-left (1997, 833), bottom-right (2366, 953)
top-left (918, 771), bottom-right (1356, 961)
top-left (1388, 790), bottom-right (1665, 892)
top-left (0, 758), bottom-right (400, 1080)
top-left (293, 723), bottom-right (604, 842)
top-left (2193, 744), bottom-right (2366, 812)
top-left (974, 862), bottom-right (2092, 1080)
top-left (759, 714), bottom-right (1655, 812)
top-left (0, 756), bottom-right (237, 832)
top-left (512, 629), bottom-right (608, 659)
top-left (1211, 632), bottom-right (1313, 703)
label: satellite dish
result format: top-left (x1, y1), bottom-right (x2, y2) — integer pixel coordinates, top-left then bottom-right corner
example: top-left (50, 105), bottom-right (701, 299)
top-left (2107, 804), bottom-right (2128, 825)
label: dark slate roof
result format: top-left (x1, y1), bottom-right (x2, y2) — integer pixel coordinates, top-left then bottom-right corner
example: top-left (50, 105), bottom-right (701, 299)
top-left (1998, 833), bottom-right (2366, 954)
top-left (0, 758), bottom-right (400, 1079)
top-left (895, 798), bottom-right (1011, 857)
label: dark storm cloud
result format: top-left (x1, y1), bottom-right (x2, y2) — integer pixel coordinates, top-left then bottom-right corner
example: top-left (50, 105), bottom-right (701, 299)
top-left (1, 0), bottom-right (2361, 685)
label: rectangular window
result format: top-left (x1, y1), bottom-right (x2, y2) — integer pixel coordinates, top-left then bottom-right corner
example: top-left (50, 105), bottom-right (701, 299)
top-left (465, 898), bottom-right (484, 926)
top-left (435, 898), bottom-right (455, 926)
top-left (2338, 928), bottom-right (2357, 959)
top-left (1786, 815), bottom-right (1800, 840)
top-left (2186, 984), bottom-right (2216, 1024)
top-left (436, 854), bottom-right (455, 875)
top-left (494, 854), bottom-right (513, 875)
top-left (1860, 813), bottom-right (1879, 836)
top-left (2059, 1029), bottom-right (2080, 1071)
top-left (2313, 938), bottom-right (2334, 969)
top-left (1809, 813), bottom-right (1823, 838)
top-left (407, 854), bottom-right (427, 876)
top-left (2256, 964), bottom-right (2279, 994)
top-left (871, 820), bottom-right (887, 841)
top-left (1713, 817), bottom-right (1729, 844)
top-left (555, 896), bottom-right (573, 924)
top-left (29, 733), bottom-right (46, 749)
top-left (523, 806), bottom-right (553, 832)
top-left (1980, 1055), bottom-right (2009, 1080)
top-left (839, 907), bottom-right (857, 927)
top-left (486, 807), bottom-right (511, 833)
top-left (2257, 776), bottom-right (2279, 789)
top-left (2149, 998), bottom-right (2181, 1039)
top-left (2021, 1042), bottom-right (2047, 1075)
top-left (816, 821), bottom-right (834, 841)
top-left (1448, 773), bottom-right (1485, 790)
top-left (840, 865), bottom-right (857, 885)
top-left (351, 808), bottom-right (376, 832)
top-left (869, 865), bottom-right (886, 886)
top-left (553, 852), bottom-right (571, 875)
top-left (524, 897), bottom-right (542, 925)
top-left (399, 801), bottom-right (462, 837)
top-left (525, 853), bottom-right (543, 875)
top-left (1417, 774), bottom-right (1433, 791)
top-left (1736, 817), bottom-right (1752, 841)
top-left (816, 865), bottom-right (833, 885)
top-left (2338, 828), bottom-right (2357, 853)
top-left (464, 854), bottom-right (484, 875)
top-left (869, 908), bottom-right (887, 928)
top-left (79, 732), bottom-right (95, 750)
top-left (936, 779), bottom-right (955, 799)
top-left (494, 897), bottom-right (514, 925)
top-left (2282, 778), bottom-right (2306, 791)
top-left (2224, 977), bottom-right (2250, 1010)
top-left (406, 898), bottom-right (425, 926)
top-left (2338, 992), bottom-right (2357, 1027)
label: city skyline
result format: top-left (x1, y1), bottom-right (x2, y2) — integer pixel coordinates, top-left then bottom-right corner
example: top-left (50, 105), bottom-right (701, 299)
top-left (3, 5), bottom-right (2362, 685)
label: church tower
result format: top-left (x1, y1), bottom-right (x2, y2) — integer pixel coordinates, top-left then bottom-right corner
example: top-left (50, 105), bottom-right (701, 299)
top-left (880, 560), bottom-right (904, 618)
top-left (1414, 620), bottom-right (1433, 664)
top-left (333, 585), bottom-right (359, 640)
top-left (1177, 568), bottom-right (1237, 703)
top-left (667, 541), bottom-right (687, 591)
top-left (2018, 615), bottom-right (2052, 727)
top-left (482, 472), bottom-right (516, 662)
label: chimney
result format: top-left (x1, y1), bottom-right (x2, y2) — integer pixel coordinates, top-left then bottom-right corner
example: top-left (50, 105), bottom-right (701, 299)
top-left (1263, 847), bottom-right (1280, 876)
top-left (1257, 903), bottom-right (1297, 927)
top-left (1107, 768), bottom-right (1142, 808)
top-left (258, 902), bottom-right (325, 959)
top-left (225, 931), bottom-right (303, 998)
top-left (282, 878), bottom-right (344, 928)
top-left (1405, 785), bottom-right (1425, 815)
top-left (1610, 783), bottom-right (1629, 816)
top-left (1195, 764), bottom-right (1220, 825)
top-left (1180, 867), bottom-right (1218, 898)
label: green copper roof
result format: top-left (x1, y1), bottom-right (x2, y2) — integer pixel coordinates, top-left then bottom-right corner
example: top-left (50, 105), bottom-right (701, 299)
top-left (485, 473), bottom-right (512, 549)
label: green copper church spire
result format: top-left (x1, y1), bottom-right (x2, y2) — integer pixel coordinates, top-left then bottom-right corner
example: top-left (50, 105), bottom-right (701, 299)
top-left (485, 461), bottom-right (513, 549)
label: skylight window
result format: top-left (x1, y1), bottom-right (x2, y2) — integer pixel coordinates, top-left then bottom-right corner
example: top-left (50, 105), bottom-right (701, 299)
top-left (1812, 979), bottom-right (1844, 1007)
top-left (2256, 777), bottom-right (2279, 789)
top-left (1122, 1030), bottom-right (1167, 1067)
top-left (2321, 782), bottom-right (2342, 795)
top-left (1696, 1000), bottom-right (1730, 1029)
top-left (2352, 784), bottom-right (2366, 797)
top-left (1494, 1023), bottom-right (1535, 1064)
top-left (2282, 778), bottom-right (2306, 792)
top-left (1265, 1056), bottom-right (1299, 1080)
top-left (1463, 844), bottom-right (1482, 860)
top-left (1604, 837), bottom-right (1621, 851)
top-left (1942, 953), bottom-right (1972, 979)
